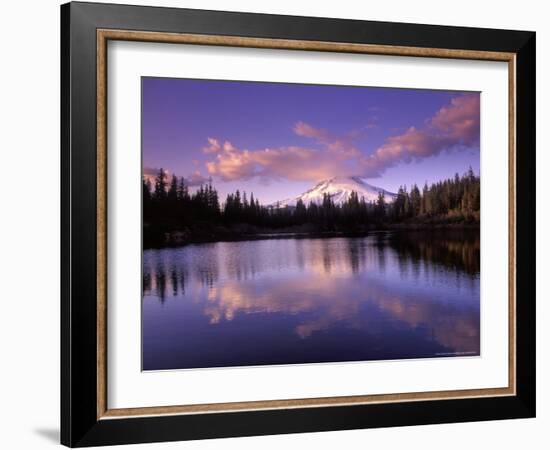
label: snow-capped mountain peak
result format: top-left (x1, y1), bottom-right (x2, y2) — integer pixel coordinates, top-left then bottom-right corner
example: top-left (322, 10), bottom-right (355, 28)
top-left (272, 176), bottom-right (397, 208)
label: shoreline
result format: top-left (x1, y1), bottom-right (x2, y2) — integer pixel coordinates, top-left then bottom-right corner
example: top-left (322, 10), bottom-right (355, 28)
top-left (143, 222), bottom-right (480, 249)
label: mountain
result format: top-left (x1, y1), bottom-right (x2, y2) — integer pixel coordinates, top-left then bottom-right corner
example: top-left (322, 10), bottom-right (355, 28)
top-left (271, 176), bottom-right (397, 208)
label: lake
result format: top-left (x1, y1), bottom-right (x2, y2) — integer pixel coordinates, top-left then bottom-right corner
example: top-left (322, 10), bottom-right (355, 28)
top-left (142, 230), bottom-right (480, 370)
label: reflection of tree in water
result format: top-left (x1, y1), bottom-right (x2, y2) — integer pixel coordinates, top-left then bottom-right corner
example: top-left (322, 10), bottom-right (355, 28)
top-left (143, 230), bottom-right (479, 303)
top-left (143, 259), bottom-right (189, 301)
top-left (225, 255), bottom-right (258, 282)
top-left (143, 250), bottom-right (217, 300)
top-left (142, 270), bottom-right (151, 296)
top-left (170, 267), bottom-right (179, 297)
top-left (154, 263), bottom-right (167, 303)
top-left (346, 238), bottom-right (367, 274)
top-left (197, 268), bottom-right (217, 289)
top-left (142, 257), bottom-right (167, 302)
top-left (388, 230), bottom-right (480, 276)
top-left (295, 239), bottom-right (305, 271)
top-left (321, 240), bottom-right (332, 274)
top-left (374, 233), bottom-right (387, 273)
top-left (143, 234), bottom-right (481, 365)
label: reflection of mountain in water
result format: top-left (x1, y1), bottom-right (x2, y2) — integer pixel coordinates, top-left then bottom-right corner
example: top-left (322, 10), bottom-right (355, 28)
top-left (143, 230), bottom-right (479, 298)
top-left (142, 230), bottom-right (480, 369)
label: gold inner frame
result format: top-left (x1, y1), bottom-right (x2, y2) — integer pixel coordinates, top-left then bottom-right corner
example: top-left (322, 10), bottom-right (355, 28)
top-left (96, 29), bottom-right (517, 420)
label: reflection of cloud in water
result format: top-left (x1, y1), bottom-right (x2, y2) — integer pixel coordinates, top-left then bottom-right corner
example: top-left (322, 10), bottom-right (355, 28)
top-left (203, 276), bottom-right (361, 333)
top-left (200, 273), bottom-right (479, 354)
top-left (143, 233), bottom-right (478, 298)
top-left (143, 231), bottom-right (480, 361)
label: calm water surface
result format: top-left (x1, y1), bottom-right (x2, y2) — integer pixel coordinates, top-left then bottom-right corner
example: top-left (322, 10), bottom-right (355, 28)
top-left (143, 231), bottom-right (480, 370)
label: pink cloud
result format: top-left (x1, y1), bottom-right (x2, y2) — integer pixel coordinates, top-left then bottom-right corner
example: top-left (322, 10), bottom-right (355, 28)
top-left (431, 93), bottom-right (480, 145)
top-left (203, 93), bottom-right (479, 182)
top-left (205, 121), bottom-right (365, 182)
top-left (294, 121), bottom-right (332, 142)
top-left (205, 144), bottom-right (356, 182)
top-left (359, 93), bottom-right (480, 177)
top-left (202, 138), bottom-right (221, 154)
top-left (143, 166), bottom-right (171, 187)
top-left (143, 166), bottom-right (162, 177)
top-left (294, 121), bottom-right (360, 157)
top-left (143, 167), bottom-right (208, 187)
top-left (359, 127), bottom-right (457, 177)
top-left (203, 138), bottom-right (240, 155)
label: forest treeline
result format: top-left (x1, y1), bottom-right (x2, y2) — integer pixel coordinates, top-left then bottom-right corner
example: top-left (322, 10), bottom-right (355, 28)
top-left (143, 168), bottom-right (480, 243)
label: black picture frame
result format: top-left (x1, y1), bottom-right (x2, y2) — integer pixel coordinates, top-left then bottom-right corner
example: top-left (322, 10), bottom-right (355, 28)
top-left (61, 1), bottom-right (536, 447)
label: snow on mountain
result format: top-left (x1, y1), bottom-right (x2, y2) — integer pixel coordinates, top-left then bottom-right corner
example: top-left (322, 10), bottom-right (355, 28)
top-left (271, 176), bottom-right (397, 208)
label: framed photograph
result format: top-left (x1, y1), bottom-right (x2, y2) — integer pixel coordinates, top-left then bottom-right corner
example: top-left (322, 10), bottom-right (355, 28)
top-left (61, 2), bottom-right (536, 447)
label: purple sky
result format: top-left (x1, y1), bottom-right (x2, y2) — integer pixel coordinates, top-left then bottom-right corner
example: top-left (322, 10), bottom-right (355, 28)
top-left (142, 77), bottom-right (480, 205)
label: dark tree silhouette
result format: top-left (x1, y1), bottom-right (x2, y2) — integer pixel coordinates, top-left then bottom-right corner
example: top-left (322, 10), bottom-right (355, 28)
top-left (143, 169), bottom-right (480, 244)
top-left (153, 168), bottom-right (167, 200)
